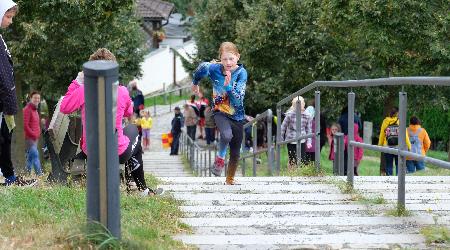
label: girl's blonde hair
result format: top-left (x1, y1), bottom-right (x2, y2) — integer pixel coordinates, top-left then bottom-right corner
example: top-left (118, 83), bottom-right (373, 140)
top-left (218, 42), bottom-right (239, 58)
top-left (287, 96), bottom-right (305, 112)
top-left (330, 123), bottom-right (342, 132)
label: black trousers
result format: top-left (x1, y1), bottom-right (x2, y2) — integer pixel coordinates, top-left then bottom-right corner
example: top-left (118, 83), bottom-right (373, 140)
top-left (286, 143), bottom-right (307, 166)
top-left (170, 132), bottom-right (180, 155)
top-left (0, 117), bottom-right (14, 178)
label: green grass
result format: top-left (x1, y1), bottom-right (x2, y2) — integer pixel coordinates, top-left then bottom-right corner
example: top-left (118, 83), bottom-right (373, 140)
top-left (247, 144), bottom-right (449, 177)
top-left (0, 175), bottom-right (190, 249)
top-left (420, 225), bottom-right (450, 245)
top-left (386, 205), bottom-right (413, 217)
top-left (144, 93), bottom-right (190, 108)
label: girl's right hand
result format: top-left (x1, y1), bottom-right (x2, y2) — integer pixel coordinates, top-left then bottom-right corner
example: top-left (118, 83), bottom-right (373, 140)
top-left (224, 71), bottom-right (231, 86)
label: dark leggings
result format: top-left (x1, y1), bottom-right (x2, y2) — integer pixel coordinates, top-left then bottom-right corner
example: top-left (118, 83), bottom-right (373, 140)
top-left (120, 125), bottom-right (147, 191)
top-left (286, 143), bottom-right (307, 166)
top-left (214, 112), bottom-right (243, 161)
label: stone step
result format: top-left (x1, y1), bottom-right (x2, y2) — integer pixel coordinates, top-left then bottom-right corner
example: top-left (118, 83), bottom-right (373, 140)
top-left (170, 192), bottom-right (450, 202)
top-left (175, 233), bottom-right (426, 246)
top-left (160, 183), bottom-right (450, 193)
top-left (159, 176), bottom-right (450, 184)
top-left (180, 203), bottom-right (450, 213)
top-left (180, 215), bottom-right (448, 227)
top-left (189, 224), bottom-right (422, 235)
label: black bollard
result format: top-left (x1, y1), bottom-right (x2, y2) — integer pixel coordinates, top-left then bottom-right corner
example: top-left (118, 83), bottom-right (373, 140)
top-left (83, 60), bottom-right (121, 239)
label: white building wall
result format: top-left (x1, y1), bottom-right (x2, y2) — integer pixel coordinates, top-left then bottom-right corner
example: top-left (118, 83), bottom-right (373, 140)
top-left (138, 40), bottom-right (197, 96)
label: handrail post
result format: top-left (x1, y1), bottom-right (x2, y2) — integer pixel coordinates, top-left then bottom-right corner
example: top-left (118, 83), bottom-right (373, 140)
top-left (398, 91), bottom-right (407, 209)
top-left (333, 133), bottom-right (344, 175)
top-left (267, 109), bottom-right (274, 175)
top-left (153, 96), bottom-right (156, 116)
top-left (276, 107), bottom-right (282, 175)
top-left (347, 92), bottom-right (355, 187)
top-left (169, 92), bottom-right (172, 112)
top-left (242, 128), bottom-right (246, 176)
top-left (295, 97), bottom-right (302, 166)
top-left (314, 91), bottom-right (321, 171)
top-left (252, 124), bottom-right (257, 176)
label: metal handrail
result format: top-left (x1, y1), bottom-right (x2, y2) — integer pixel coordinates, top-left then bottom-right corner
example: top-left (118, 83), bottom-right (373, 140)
top-left (180, 130), bottom-right (217, 177)
top-left (146, 85), bottom-right (191, 116)
top-left (273, 76), bottom-right (450, 210)
top-left (240, 109), bottom-right (274, 176)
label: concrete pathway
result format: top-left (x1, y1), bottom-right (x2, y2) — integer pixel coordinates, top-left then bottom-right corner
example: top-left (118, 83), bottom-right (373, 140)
top-left (159, 176), bottom-right (450, 249)
top-left (143, 101), bottom-right (191, 177)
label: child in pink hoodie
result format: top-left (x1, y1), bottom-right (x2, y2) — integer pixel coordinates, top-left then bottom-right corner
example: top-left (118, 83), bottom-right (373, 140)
top-left (60, 48), bottom-right (160, 196)
top-left (344, 123), bottom-right (364, 176)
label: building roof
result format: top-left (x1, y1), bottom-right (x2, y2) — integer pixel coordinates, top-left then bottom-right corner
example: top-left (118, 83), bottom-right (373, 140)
top-left (137, 0), bottom-right (175, 21)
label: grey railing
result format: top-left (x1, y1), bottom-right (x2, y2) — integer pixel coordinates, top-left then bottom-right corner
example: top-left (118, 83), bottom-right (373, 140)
top-left (179, 131), bottom-right (217, 177)
top-left (146, 85), bottom-right (191, 116)
top-left (274, 76), bottom-right (450, 209)
top-left (240, 109), bottom-right (275, 176)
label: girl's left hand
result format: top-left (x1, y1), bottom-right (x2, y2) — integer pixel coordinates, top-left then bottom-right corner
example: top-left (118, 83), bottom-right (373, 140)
top-left (224, 71), bottom-right (231, 86)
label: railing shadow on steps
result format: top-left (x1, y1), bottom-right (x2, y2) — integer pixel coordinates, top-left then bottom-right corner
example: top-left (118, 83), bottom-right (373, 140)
top-left (244, 76), bottom-right (450, 210)
top-left (179, 131), bottom-right (218, 177)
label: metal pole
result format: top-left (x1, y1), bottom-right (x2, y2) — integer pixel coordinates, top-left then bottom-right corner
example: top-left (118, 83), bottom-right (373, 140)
top-left (153, 96), bottom-right (156, 116)
top-left (267, 109), bottom-right (274, 175)
top-left (84, 60), bottom-right (121, 239)
top-left (336, 133), bottom-right (344, 176)
top-left (242, 128), bottom-right (246, 176)
top-left (347, 92), bottom-right (355, 187)
top-left (209, 147), bottom-right (212, 177)
top-left (253, 124), bottom-right (257, 176)
top-left (169, 92), bottom-right (172, 112)
top-left (295, 98), bottom-right (302, 166)
top-left (314, 91), bottom-right (321, 171)
top-left (398, 91), bottom-right (407, 209)
top-left (163, 83), bottom-right (167, 105)
top-left (276, 107), bottom-right (282, 175)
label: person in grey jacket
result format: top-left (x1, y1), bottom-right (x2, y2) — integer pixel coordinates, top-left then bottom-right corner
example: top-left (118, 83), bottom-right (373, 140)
top-left (280, 96), bottom-right (312, 169)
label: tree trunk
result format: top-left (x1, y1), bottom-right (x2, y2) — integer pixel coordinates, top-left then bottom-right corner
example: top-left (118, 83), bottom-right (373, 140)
top-left (11, 75), bottom-right (26, 174)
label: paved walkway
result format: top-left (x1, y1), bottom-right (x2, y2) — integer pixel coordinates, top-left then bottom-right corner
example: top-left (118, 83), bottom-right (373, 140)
top-left (143, 101), bottom-right (191, 177)
top-left (161, 176), bottom-right (450, 249)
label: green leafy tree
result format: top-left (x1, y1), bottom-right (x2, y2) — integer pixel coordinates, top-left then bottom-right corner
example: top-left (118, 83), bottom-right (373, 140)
top-left (3, 0), bottom-right (146, 172)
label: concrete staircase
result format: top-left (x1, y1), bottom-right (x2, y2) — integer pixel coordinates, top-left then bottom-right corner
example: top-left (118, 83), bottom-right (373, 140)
top-left (142, 151), bottom-right (189, 177)
top-left (159, 176), bottom-right (450, 249)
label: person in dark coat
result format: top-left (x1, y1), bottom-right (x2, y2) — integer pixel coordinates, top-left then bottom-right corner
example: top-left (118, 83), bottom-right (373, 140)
top-left (170, 107), bottom-right (183, 155)
top-left (129, 80), bottom-right (145, 117)
top-left (0, 1), bottom-right (36, 186)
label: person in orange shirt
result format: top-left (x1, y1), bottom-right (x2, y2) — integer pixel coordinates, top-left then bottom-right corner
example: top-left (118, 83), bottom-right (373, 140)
top-left (406, 116), bottom-right (431, 173)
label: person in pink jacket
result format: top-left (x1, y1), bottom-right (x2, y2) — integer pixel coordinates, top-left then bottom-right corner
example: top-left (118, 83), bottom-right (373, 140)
top-left (344, 123), bottom-right (364, 176)
top-left (60, 48), bottom-right (160, 196)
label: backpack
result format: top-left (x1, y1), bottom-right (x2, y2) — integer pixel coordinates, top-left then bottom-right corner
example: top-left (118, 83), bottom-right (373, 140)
top-left (408, 128), bottom-right (422, 155)
top-left (385, 119), bottom-right (399, 146)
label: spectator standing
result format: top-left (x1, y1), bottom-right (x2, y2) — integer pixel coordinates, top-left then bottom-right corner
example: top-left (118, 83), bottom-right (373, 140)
top-left (406, 116), bottom-right (431, 173)
top-left (378, 107), bottom-right (411, 176)
top-left (129, 80), bottom-right (145, 117)
top-left (280, 97), bottom-right (313, 169)
top-left (204, 105), bottom-right (215, 145)
top-left (170, 107), bottom-right (183, 155)
top-left (338, 106), bottom-right (362, 135)
top-left (0, 1), bottom-right (37, 186)
top-left (328, 123), bottom-right (342, 162)
top-left (23, 91), bottom-right (43, 176)
top-left (183, 103), bottom-right (198, 141)
top-left (197, 92), bottom-right (209, 140)
top-left (140, 110), bottom-right (152, 151)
